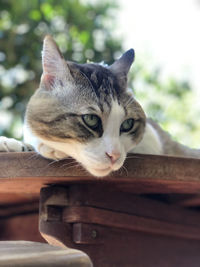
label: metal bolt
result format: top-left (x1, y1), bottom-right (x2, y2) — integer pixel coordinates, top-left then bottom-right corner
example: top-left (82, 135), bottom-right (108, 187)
top-left (91, 230), bottom-right (97, 239)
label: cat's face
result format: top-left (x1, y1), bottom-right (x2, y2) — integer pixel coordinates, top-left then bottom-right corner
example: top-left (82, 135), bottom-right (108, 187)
top-left (26, 35), bottom-right (146, 177)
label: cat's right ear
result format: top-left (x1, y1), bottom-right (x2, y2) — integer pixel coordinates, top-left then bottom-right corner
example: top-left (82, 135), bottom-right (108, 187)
top-left (109, 49), bottom-right (135, 76)
top-left (41, 35), bottom-right (72, 89)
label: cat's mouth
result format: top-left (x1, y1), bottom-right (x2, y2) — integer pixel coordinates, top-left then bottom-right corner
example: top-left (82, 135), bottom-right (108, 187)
top-left (87, 166), bottom-right (112, 177)
top-left (85, 158), bottom-right (125, 177)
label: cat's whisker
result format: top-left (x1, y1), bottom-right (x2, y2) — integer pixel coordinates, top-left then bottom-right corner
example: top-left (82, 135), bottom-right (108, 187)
top-left (124, 97), bottom-right (133, 107)
top-left (60, 160), bottom-right (77, 168)
top-left (59, 156), bottom-right (70, 161)
top-left (121, 165), bottom-right (129, 176)
top-left (79, 70), bottom-right (96, 92)
top-left (118, 75), bottom-right (127, 80)
top-left (109, 171), bottom-right (116, 178)
top-left (42, 161), bottom-right (59, 170)
top-left (76, 164), bottom-right (86, 173)
top-left (47, 159), bottom-right (60, 166)
top-left (26, 153), bottom-right (41, 161)
top-left (41, 157), bottom-right (70, 169)
top-left (124, 96), bottom-right (136, 108)
top-left (62, 163), bottom-right (82, 172)
top-left (82, 168), bottom-right (90, 175)
top-left (123, 94), bottom-right (143, 109)
top-left (62, 165), bottom-right (80, 171)
top-left (60, 161), bottom-right (81, 171)
top-left (126, 155), bottom-right (143, 159)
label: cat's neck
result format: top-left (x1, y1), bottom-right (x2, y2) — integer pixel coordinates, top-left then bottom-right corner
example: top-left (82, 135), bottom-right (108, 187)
top-left (132, 120), bottom-right (200, 158)
top-left (131, 122), bottom-right (163, 155)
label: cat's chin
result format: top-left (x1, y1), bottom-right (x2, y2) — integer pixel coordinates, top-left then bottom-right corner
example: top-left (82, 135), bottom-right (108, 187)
top-left (85, 159), bottom-right (125, 177)
top-left (87, 166), bottom-right (112, 177)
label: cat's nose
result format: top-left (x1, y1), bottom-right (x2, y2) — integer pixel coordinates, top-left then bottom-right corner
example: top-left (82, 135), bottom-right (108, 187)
top-left (106, 151), bottom-right (121, 164)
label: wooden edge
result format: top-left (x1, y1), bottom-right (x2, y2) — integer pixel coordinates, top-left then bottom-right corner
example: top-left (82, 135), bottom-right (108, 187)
top-left (0, 152), bottom-right (200, 194)
top-left (63, 206), bottom-right (200, 241)
top-left (0, 241), bottom-right (93, 267)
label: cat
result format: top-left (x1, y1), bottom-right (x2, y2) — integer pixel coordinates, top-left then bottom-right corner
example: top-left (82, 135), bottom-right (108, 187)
top-left (0, 35), bottom-right (199, 177)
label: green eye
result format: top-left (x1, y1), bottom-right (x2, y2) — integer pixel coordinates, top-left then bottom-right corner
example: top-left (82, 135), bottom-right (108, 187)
top-left (82, 114), bottom-right (100, 129)
top-left (120, 118), bottom-right (134, 133)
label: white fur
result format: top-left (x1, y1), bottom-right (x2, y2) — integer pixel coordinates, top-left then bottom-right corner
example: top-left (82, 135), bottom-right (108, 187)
top-left (42, 36), bottom-right (66, 77)
top-left (24, 100), bottom-right (136, 176)
top-left (103, 100), bottom-right (125, 156)
top-left (0, 136), bottom-right (24, 152)
top-left (130, 122), bottom-right (163, 155)
top-left (23, 123), bottom-right (39, 150)
top-left (24, 103), bottom-right (163, 176)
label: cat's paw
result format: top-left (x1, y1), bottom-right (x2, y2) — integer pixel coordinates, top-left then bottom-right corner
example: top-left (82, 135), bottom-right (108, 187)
top-left (0, 136), bottom-right (33, 152)
top-left (38, 143), bottom-right (67, 160)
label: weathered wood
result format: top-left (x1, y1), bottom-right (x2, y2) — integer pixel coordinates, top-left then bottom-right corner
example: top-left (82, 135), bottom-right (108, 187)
top-left (63, 206), bottom-right (200, 241)
top-left (39, 185), bottom-right (200, 267)
top-left (0, 213), bottom-right (43, 242)
top-left (40, 185), bottom-right (200, 241)
top-left (0, 201), bottom-right (39, 218)
top-left (0, 241), bottom-right (92, 266)
top-left (67, 185), bottom-right (200, 226)
top-left (0, 193), bottom-right (39, 205)
top-left (73, 224), bottom-right (200, 267)
top-left (2, 151), bottom-right (200, 266)
top-left (0, 152), bottom-right (200, 195)
top-left (40, 220), bottom-right (200, 267)
top-left (170, 195), bottom-right (200, 207)
top-left (73, 223), bottom-right (104, 244)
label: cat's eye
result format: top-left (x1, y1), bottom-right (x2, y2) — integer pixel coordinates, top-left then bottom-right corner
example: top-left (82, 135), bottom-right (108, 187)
top-left (120, 118), bottom-right (134, 133)
top-left (82, 114), bottom-right (101, 130)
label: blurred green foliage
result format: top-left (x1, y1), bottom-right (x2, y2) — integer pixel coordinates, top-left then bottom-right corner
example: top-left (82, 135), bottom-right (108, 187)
top-left (0, 0), bottom-right (122, 138)
top-left (0, 0), bottom-right (199, 148)
top-left (130, 63), bottom-right (200, 147)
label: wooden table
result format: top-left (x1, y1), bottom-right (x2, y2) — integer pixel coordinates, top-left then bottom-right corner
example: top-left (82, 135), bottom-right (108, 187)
top-left (1, 152), bottom-right (200, 266)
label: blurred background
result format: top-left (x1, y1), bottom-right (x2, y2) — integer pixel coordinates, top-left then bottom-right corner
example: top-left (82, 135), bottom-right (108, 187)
top-left (0, 0), bottom-right (199, 147)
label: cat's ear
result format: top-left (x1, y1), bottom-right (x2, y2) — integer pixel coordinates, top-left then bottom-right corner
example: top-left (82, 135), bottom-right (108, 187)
top-left (41, 35), bottom-right (72, 89)
top-left (109, 49), bottom-right (135, 76)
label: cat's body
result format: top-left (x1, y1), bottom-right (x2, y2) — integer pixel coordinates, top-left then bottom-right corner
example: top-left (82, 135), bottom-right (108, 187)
top-left (0, 35), bottom-right (199, 177)
top-left (133, 119), bottom-right (200, 158)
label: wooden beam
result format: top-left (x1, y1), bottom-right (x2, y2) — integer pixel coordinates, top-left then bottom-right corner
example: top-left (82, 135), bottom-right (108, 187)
top-left (63, 206), bottom-right (200, 241)
top-left (0, 152), bottom-right (200, 194)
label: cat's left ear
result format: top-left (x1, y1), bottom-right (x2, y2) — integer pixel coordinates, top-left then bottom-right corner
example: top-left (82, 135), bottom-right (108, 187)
top-left (42, 35), bottom-right (65, 75)
top-left (109, 49), bottom-right (135, 76)
top-left (41, 35), bottom-right (73, 89)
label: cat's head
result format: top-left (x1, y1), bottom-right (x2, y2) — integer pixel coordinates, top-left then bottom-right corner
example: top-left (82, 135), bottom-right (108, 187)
top-left (26, 35), bottom-right (146, 177)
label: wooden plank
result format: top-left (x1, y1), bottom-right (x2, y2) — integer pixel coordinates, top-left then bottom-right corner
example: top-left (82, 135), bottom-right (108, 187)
top-left (0, 201), bottom-right (39, 218)
top-left (39, 185), bottom-right (200, 244)
top-left (40, 220), bottom-right (200, 267)
top-left (172, 195), bottom-right (200, 207)
top-left (73, 224), bottom-right (200, 267)
top-left (73, 223), bottom-right (104, 244)
top-left (62, 206), bottom-right (200, 241)
top-left (39, 184), bottom-right (200, 267)
top-left (0, 193), bottom-right (38, 205)
top-left (67, 185), bottom-right (200, 227)
top-left (0, 214), bottom-right (43, 242)
top-left (0, 241), bottom-right (92, 267)
top-left (0, 152), bottom-right (200, 194)
top-left (1, 152), bottom-right (200, 180)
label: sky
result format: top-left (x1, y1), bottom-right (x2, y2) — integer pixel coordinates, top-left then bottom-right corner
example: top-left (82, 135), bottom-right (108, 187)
top-left (117, 0), bottom-right (200, 94)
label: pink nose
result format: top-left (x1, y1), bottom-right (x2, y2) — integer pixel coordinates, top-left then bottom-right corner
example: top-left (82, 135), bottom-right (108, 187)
top-left (106, 151), bottom-right (121, 164)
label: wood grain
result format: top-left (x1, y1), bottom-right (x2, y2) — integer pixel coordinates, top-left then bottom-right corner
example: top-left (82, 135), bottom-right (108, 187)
top-left (39, 184), bottom-right (200, 267)
top-left (0, 214), bottom-right (43, 242)
top-left (0, 241), bottom-right (92, 266)
top-left (0, 152), bottom-right (200, 195)
top-left (72, 223), bottom-right (200, 267)
top-left (67, 184), bottom-right (200, 227)
top-left (63, 206), bottom-right (200, 241)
